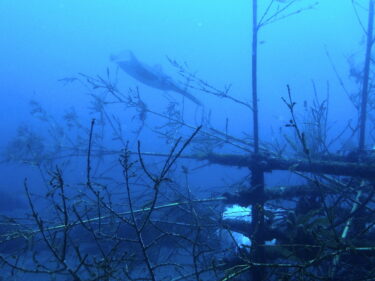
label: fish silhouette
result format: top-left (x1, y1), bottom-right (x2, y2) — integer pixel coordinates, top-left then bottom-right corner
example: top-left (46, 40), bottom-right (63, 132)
top-left (111, 51), bottom-right (202, 106)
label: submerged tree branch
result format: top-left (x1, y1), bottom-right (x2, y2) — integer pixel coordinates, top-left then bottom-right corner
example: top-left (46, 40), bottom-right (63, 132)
top-left (198, 152), bottom-right (375, 180)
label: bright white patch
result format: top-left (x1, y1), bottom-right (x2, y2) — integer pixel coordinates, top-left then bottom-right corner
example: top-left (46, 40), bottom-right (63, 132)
top-left (223, 205), bottom-right (251, 246)
top-left (223, 205), bottom-right (251, 222)
top-left (223, 205), bottom-right (278, 248)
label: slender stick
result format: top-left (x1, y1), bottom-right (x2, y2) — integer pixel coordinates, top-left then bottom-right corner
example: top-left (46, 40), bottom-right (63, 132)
top-left (359, 0), bottom-right (374, 151)
top-left (250, 1), bottom-right (266, 280)
top-left (252, 0), bottom-right (259, 154)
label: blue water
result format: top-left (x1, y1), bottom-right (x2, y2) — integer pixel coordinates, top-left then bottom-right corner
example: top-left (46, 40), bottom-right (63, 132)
top-left (0, 0), bottom-right (363, 185)
top-left (0, 1), bottom-right (371, 280)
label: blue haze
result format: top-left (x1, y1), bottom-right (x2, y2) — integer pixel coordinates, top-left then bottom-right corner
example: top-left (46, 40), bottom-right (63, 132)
top-left (0, 1), bottom-right (366, 213)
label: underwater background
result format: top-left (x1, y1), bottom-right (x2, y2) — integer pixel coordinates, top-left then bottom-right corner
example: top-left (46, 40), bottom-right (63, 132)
top-left (0, 1), bottom-right (374, 280)
top-left (0, 0), bottom-right (363, 195)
